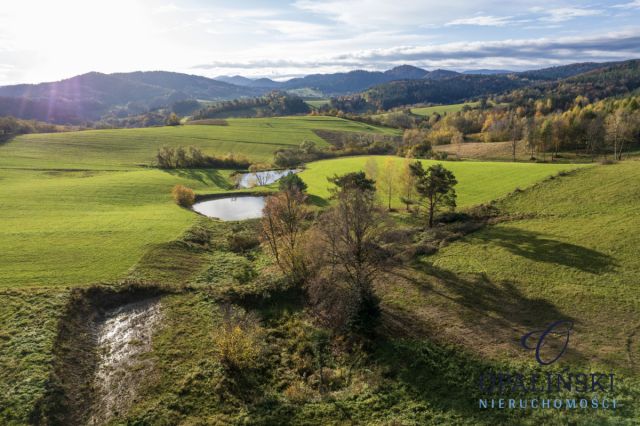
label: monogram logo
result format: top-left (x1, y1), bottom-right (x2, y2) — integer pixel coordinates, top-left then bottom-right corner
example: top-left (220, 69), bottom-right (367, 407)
top-left (520, 320), bottom-right (573, 365)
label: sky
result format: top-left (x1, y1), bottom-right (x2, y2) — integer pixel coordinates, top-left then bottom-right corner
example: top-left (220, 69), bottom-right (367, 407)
top-left (0, 0), bottom-right (639, 85)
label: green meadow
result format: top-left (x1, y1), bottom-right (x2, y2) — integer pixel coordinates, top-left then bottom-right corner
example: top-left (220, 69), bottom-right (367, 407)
top-left (410, 102), bottom-right (478, 116)
top-left (0, 116), bottom-right (397, 170)
top-left (423, 162), bottom-right (640, 370)
top-left (0, 117), bottom-right (580, 288)
top-left (0, 168), bottom-right (233, 287)
top-left (301, 156), bottom-right (586, 208)
top-left (304, 99), bottom-right (331, 109)
top-left (1, 117), bottom-right (637, 425)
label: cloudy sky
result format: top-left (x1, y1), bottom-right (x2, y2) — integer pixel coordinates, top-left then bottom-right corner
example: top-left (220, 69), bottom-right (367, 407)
top-left (1, 0), bottom-right (639, 85)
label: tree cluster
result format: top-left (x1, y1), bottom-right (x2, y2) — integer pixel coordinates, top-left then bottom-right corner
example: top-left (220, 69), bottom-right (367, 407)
top-left (156, 146), bottom-right (251, 169)
top-left (0, 116), bottom-right (64, 136)
top-left (193, 91), bottom-right (310, 120)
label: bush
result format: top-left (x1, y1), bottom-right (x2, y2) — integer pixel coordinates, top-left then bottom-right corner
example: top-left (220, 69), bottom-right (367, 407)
top-left (172, 185), bottom-right (195, 207)
top-left (213, 306), bottom-right (264, 371)
top-left (165, 113), bottom-right (181, 126)
top-left (228, 232), bottom-right (260, 253)
top-left (279, 174), bottom-right (307, 192)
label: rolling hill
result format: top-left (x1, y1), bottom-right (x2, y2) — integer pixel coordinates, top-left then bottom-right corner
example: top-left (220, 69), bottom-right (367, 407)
top-left (1, 60), bottom-right (637, 124)
top-left (0, 71), bottom-right (260, 123)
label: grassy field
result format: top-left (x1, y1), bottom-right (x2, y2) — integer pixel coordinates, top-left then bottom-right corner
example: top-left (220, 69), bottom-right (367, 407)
top-left (3, 116), bottom-right (635, 424)
top-left (0, 168), bottom-right (233, 287)
top-left (0, 289), bottom-right (70, 423)
top-left (0, 116), bottom-right (398, 169)
top-left (410, 102), bottom-right (479, 116)
top-left (0, 117), bottom-right (397, 287)
top-left (301, 156), bottom-right (586, 208)
top-left (0, 155), bottom-right (577, 287)
top-left (380, 161), bottom-right (640, 372)
top-left (424, 162), bottom-right (640, 370)
top-left (305, 99), bottom-right (330, 109)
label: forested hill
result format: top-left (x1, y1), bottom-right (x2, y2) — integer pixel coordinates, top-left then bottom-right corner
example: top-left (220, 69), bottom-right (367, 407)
top-left (364, 75), bottom-right (528, 110)
top-left (0, 71), bottom-right (260, 123)
top-left (516, 61), bottom-right (622, 80)
top-left (0, 60), bottom-right (638, 124)
top-left (503, 60), bottom-right (640, 110)
top-left (360, 59), bottom-right (640, 110)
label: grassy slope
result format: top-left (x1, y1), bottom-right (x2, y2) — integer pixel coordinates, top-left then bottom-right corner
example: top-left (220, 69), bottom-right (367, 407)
top-left (305, 99), bottom-right (330, 109)
top-left (0, 289), bottom-right (70, 424)
top-left (0, 116), bottom-right (398, 170)
top-left (301, 156), bottom-right (586, 208)
top-left (118, 164), bottom-right (640, 424)
top-left (383, 161), bottom-right (640, 374)
top-left (0, 169), bottom-right (232, 287)
top-left (0, 117), bottom-right (397, 287)
top-left (410, 102), bottom-right (478, 116)
top-left (1, 129), bottom-right (636, 424)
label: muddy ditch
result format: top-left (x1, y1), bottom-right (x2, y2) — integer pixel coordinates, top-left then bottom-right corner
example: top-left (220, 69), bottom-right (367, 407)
top-left (31, 285), bottom-right (166, 426)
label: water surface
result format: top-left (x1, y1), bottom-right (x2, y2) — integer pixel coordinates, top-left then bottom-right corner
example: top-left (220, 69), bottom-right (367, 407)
top-left (236, 169), bottom-right (300, 188)
top-left (192, 196), bottom-right (265, 221)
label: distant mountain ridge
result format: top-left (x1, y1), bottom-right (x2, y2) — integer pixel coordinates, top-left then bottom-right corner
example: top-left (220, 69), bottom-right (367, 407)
top-left (0, 71), bottom-right (260, 123)
top-left (463, 69), bottom-right (513, 75)
top-left (362, 59), bottom-right (640, 110)
top-left (0, 60), bottom-right (636, 123)
top-left (221, 65), bottom-right (460, 95)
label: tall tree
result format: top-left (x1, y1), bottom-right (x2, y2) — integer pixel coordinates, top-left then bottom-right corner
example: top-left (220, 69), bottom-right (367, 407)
top-left (260, 188), bottom-right (308, 282)
top-left (364, 157), bottom-right (378, 181)
top-left (539, 119), bottom-right (552, 161)
top-left (378, 157), bottom-right (397, 210)
top-left (311, 174), bottom-right (385, 331)
top-left (508, 111), bottom-right (523, 162)
top-left (606, 110), bottom-right (632, 160)
top-left (397, 158), bottom-right (417, 211)
top-left (410, 162), bottom-right (457, 228)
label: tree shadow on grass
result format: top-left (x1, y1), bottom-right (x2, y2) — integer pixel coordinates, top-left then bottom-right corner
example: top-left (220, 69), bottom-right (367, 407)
top-left (472, 226), bottom-right (617, 274)
top-left (369, 265), bottom-right (603, 424)
top-left (384, 263), bottom-right (583, 366)
top-left (0, 135), bottom-right (13, 147)
top-left (306, 194), bottom-right (329, 207)
top-left (163, 168), bottom-right (232, 189)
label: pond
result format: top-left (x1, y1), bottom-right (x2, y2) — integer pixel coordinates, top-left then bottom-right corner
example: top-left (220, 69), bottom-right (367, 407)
top-left (236, 169), bottom-right (300, 188)
top-left (192, 196), bottom-right (265, 221)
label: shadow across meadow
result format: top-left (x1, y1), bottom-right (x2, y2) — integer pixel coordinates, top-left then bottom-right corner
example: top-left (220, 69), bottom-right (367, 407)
top-left (163, 168), bottom-right (233, 189)
top-left (471, 226), bottom-right (616, 274)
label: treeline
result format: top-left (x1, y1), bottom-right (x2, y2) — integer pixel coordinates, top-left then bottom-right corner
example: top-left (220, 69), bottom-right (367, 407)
top-left (193, 91), bottom-right (309, 119)
top-left (502, 60), bottom-right (640, 113)
top-left (318, 88), bottom-right (640, 160)
top-left (273, 131), bottom-right (402, 168)
top-left (419, 95), bottom-right (640, 159)
top-left (94, 111), bottom-right (175, 129)
top-left (315, 75), bottom-right (525, 113)
top-left (156, 146), bottom-right (251, 169)
top-left (0, 116), bottom-right (70, 136)
top-left (365, 75), bottom-right (526, 110)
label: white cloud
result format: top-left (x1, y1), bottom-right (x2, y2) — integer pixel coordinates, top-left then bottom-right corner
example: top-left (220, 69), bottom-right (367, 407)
top-left (153, 3), bottom-right (181, 14)
top-left (445, 15), bottom-right (514, 27)
top-left (614, 0), bottom-right (640, 8)
top-left (0, 0), bottom-right (638, 85)
top-left (192, 30), bottom-right (640, 76)
top-left (540, 7), bottom-right (603, 22)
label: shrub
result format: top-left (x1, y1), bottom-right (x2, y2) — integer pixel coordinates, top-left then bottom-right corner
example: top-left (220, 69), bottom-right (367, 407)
top-left (228, 232), bottom-right (260, 253)
top-left (279, 174), bottom-right (307, 192)
top-left (172, 184), bottom-right (195, 207)
top-left (165, 112), bottom-right (181, 126)
top-left (213, 306), bottom-right (264, 371)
